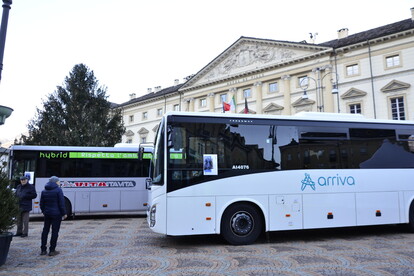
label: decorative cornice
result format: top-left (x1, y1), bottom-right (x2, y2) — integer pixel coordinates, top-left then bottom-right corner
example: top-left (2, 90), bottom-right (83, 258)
top-left (138, 127), bottom-right (149, 135)
top-left (263, 103), bottom-right (284, 112)
top-left (380, 79), bottom-right (411, 93)
top-left (125, 130), bottom-right (134, 137)
top-left (292, 97), bottom-right (316, 107)
top-left (341, 88), bottom-right (367, 99)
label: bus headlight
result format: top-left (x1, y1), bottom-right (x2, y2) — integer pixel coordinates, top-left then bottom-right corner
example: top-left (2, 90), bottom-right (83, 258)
top-left (150, 205), bottom-right (156, 227)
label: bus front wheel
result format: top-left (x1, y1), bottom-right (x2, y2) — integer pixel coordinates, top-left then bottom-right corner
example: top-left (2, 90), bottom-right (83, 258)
top-left (65, 198), bottom-right (73, 219)
top-left (221, 203), bottom-right (263, 245)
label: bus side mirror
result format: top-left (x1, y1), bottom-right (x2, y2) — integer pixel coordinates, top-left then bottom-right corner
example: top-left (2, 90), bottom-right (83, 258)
top-left (145, 178), bottom-right (152, 189)
top-left (138, 147), bottom-right (144, 160)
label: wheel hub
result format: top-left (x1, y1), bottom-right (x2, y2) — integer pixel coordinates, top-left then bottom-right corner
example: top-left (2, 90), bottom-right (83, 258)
top-left (231, 212), bottom-right (253, 236)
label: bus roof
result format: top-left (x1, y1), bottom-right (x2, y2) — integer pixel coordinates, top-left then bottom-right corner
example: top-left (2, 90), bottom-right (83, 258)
top-left (10, 145), bottom-right (153, 152)
top-left (163, 111), bottom-right (414, 126)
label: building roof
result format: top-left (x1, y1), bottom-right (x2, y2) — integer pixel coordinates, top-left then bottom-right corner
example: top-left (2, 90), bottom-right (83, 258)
top-left (319, 18), bottom-right (414, 48)
top-left (117, 17), bottom-right (414, 108)
top-left (115, 83), bottom-right (185, 108)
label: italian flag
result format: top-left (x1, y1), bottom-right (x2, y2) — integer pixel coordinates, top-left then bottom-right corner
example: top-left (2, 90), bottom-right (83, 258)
top-left (229, 96), bottom-right (236, 111)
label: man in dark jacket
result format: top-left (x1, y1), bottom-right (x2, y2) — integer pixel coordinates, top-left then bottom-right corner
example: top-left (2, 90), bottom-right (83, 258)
top-left (40, 176), bottom-right (67, 256)
top-left (15, 176), bottom-right (37, 237)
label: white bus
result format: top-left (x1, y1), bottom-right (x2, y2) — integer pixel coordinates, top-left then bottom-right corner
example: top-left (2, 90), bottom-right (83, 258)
top-left (9, 144), bottom-right (152, 217)
top-left (147, 111), bottom-right (414, 245)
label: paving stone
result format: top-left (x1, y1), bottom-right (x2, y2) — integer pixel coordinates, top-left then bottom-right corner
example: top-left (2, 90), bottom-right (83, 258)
top-left (1, 216), bottom-right (413, 275)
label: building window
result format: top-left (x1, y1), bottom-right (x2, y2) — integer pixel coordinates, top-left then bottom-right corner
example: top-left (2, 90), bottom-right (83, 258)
top-left (173, 104), bottom-right (180, 111)
top-left (390, 97), bottom-right (405, 120)
top-left (129, 115), bottom-right (134, 123)
top-left (200, 98), bottom-right (207, 107)
top-left (298, 76), bottom-right (308, 87)
top-left (346, 64), bottom-right (359, 76)
top-left (386, 54), bottom-right (400, 68)
top-left (157, 108), bottom-right (163, 117)
top-left (127, 139), bottom-right (132, 144)
top-left (349, 103), bottom-right (361, 114)
top-left (142, 112), bottom-right (148, 120)
top-left (220, 94), bottom-right (227, 103)
top-left (141, 137), bottom-right (147, 143)
top-left (269, 82), bottom-right (278, 93)
top-left (243, 88), bottom-right (251, 98)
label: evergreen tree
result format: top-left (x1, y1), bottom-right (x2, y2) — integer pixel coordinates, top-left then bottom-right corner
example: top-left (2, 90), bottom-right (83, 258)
top-left (0, 150), bottom-right (18, 234)
top-left (26, 64), bottom-right (125, 146)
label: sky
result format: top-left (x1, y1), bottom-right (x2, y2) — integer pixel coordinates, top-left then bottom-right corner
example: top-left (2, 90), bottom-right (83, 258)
top-left (0, 0), bottom-right (412, 143)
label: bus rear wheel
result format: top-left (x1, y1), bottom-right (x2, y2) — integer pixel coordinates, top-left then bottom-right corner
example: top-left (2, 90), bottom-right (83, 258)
top-left (409, 201), bottom-right (414, 232)
top-left (221, 203), bottom-right (263, 245)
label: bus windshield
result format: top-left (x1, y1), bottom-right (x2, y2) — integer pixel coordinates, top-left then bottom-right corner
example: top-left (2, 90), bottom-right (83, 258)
top-left (151, 119), bottom-right (165, 185)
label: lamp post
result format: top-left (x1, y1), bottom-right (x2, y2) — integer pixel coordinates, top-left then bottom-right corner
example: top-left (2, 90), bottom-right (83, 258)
top-left (331, 83), bottom-right (340, 113)
top-left (0, 0), bottom-right (13, 125)
top-left (299, 67), bottom-right (339, 113)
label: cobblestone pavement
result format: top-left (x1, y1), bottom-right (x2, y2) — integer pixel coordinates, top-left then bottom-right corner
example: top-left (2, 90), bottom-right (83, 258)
top-left (1, 215), bottom-right (414, 275)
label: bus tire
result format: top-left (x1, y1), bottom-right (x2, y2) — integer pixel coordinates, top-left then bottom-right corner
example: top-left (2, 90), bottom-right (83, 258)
top-left (409, 201), bottom-right (414, 232)
top-left (65, 198), bottom-right (73, 219)
top-left (220, 203), bottom-right (263, 245)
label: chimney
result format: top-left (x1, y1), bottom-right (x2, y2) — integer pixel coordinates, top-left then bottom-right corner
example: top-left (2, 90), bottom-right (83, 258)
top-left (129, 93), bottom-right (136, 100)
top-left (154, 86), bottom-right (161, 92)
top-left (174, 79), bottom-right (179, 85)
top-left (411, 7), bottom-right (414, 21)
top-left (147, 88), bottom-right (152, 93)
top-left (337, 28), bottom-right (349, 39)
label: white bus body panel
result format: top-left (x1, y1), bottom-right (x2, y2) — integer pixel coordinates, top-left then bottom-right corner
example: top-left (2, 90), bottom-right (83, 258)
top-left (33, 177), bottom-right (148, 214)
top-left (90, 191), bottom-right (121, 212)
top-left (303, 193), bottom-right (356, 229)
top-left (150, 169), bottom-right (414, 236)
top-left (269, 194), bottom-right (303, 230)
top-left (147, 184), bottom-right (167, 235)
top-left (75, 192), bottom-right (90, 213)
top-left (167, 196), bottom-right (216, 235)
top-left (355, 192), bottom-right (400, 226)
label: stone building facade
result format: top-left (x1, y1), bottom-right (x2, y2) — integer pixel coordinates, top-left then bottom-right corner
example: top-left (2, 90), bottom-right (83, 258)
top-left (115, 10), bottom-right (414, 144)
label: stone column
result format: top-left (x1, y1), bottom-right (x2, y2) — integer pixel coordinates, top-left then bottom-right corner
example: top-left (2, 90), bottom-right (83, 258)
top-left (254, 81), bottom-right (263, 113)
top-left (323, 77), bottom-right (335, 113)
top-left (188, 98), bottom-right (195, 112)
top-left (208, 93), bottom-right (215, 112)
top-left (281, 75), bottom-right (291, 115)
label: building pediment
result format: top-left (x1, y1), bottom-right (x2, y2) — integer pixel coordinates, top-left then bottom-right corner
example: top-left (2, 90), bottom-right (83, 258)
top-left (138, 127), bottom-right (149, 135)
top-left (181, 37), bottom-right (331, 90)
top-left (263, 103), bottom-right (284, 112)
top-left (292, 97), bottom-right (316, 107)
top-left (125, 130), bottom-right (134, 137)
top-left (341, 88), bottom-right (367, 99)
top-left (380, 80), bottom-right (410, 93)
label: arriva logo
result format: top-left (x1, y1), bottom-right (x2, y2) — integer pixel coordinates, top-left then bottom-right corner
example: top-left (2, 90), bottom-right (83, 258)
top-left (300, 173), bottom-right (356, 191)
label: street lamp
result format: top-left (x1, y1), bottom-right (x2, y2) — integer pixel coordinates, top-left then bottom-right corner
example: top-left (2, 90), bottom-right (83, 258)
top-left (0, 104), bottom-right (12, 125)
top-left (331, 83), bottom-right (340, 113)
top-left (0, 0), bottom-right (13, 125)
top-left (299, 67), bottom-right (339, 112)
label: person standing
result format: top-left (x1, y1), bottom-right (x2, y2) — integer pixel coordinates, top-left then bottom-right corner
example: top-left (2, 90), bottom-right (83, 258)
top-left (14, 176), bottom-right (37, 237)
top-left (40, 176), bottom-right (67, 256)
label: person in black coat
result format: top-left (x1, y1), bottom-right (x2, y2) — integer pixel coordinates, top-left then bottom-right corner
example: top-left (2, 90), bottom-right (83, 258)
top-left (40, 176), bottom-right (67, 256)
top-left (15, 176), bottom-right (37, 237)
